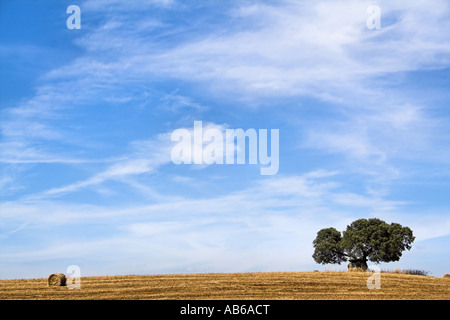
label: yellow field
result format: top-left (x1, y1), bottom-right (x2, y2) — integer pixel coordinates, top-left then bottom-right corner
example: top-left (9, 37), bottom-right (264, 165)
top-left (0, 271), bottom-right (449, 300)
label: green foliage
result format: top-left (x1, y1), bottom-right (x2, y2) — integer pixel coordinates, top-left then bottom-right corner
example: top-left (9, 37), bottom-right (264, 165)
top-left (312, 227), bottom-right (346, 264)
top-left (312, 218), bottom-right (415, 265)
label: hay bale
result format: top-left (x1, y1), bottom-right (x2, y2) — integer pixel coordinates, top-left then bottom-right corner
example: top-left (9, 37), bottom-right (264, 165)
top-left (443, 274), bottom-right (450, 279)
top-left (48, 273), bottom-right (66, 286)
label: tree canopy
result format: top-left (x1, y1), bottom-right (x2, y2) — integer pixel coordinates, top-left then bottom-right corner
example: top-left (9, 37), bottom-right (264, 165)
top-left (312, 218), bottom-right (415, 265)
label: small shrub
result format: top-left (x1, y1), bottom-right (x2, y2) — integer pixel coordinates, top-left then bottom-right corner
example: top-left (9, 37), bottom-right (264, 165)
top-left (381, 269), bottom-right (429, 276)
top-left (404, 269), bottom-right (429, 276)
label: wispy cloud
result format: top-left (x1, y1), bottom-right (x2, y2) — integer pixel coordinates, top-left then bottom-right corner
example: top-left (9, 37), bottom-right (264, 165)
top-left (303, 102), bottom-right (450, 173)
top-left (34, 0), bottom-right (449, 104)
top-left (33, 133), bottom-right (174, 198)
top-left (116, 0), bottom-right (450, 99)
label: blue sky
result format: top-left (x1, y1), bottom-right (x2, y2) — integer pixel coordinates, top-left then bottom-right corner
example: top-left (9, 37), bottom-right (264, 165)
top-left (1, 0), bottom-right (450, 279)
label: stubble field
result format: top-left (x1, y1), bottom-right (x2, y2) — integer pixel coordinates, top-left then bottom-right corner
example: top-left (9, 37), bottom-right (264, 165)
top-left (0, 271), bottom-right (449, 300)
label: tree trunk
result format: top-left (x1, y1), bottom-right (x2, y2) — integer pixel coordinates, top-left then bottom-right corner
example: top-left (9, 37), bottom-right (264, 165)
top-left (348, 259), bottom-right (368, 272)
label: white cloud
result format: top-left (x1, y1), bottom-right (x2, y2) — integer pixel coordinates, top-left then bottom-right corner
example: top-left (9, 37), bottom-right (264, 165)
top-left (36, 132), bottom-right (174, 198)
top-left (83, 0), bottom-right (174, 12)
top-left (36, 0), bottom-right (448, 104)
top-left (157, 91), bottom-right (207, 112)
top-left (303, 101), bottom-right (450, 172)
top-left (116, 0), bottom-right (450, 99)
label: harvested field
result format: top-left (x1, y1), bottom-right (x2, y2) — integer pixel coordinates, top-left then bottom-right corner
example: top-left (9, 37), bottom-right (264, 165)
top-left (0, 271), bottom-right (449, 300)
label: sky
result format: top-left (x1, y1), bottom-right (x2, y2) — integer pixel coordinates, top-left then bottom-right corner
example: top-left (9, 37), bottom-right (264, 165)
top-left (1, 0), bottom-right (450, 280)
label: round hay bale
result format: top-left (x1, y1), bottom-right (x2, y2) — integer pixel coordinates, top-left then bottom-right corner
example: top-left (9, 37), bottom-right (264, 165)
top-left (48, 273), bottom-right (66, 286)
top-left (443, 274), bottom-right (450, 279)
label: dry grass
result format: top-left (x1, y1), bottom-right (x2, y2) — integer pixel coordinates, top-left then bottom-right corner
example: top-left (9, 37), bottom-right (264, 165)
top-left (0, 271), bottom-right (449, 300)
